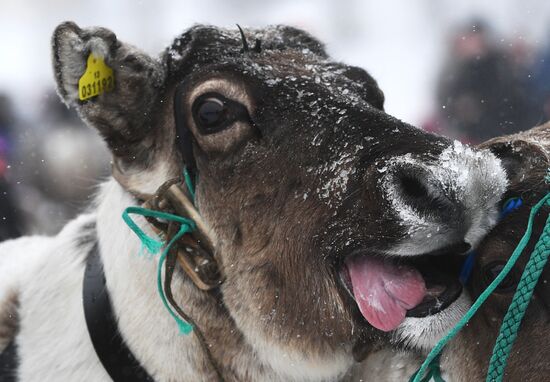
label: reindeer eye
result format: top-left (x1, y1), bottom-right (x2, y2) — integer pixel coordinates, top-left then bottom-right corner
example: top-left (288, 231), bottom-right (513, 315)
top-left (483, 261), bottom-right (518, 293)
top-left (193, 95), bottom-right (228, 134)
top-left (191, 92), bottom-right (251, 136)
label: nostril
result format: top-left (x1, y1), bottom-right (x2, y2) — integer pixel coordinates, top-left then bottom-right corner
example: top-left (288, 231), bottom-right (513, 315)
top-left (398, 174), bottom-right (430, 200)
top-left (391, 166), bottom-right (454, 217)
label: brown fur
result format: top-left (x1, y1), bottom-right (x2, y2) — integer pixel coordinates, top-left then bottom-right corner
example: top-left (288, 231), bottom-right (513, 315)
top-left (0, 290), bottom-right (18, 351)
top-left (442, 122), bottom-right (550, 381)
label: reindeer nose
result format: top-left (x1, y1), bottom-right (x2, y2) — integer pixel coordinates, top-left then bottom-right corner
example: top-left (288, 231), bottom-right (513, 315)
top-left (382, 142), bottom-right (507, 255)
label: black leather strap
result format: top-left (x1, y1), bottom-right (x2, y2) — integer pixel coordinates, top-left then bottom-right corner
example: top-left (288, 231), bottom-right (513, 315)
top-left (0, 340), bottom-right (17, 382)
top-left (83, 244), bottom-right (155, 382)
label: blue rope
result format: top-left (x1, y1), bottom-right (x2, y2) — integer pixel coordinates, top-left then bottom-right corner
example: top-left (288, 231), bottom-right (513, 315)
top-left (459, 197), bottom-right (523, 284)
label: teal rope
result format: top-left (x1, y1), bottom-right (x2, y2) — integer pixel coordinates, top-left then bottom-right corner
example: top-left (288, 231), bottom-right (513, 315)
top-left (121, 167), bottom-right (198, 334)
top-left (122, 207), bottom-right (192, 253)
top-left (183, 167), bottom-right (196, 201)
top-left (122, 206), bottom-right (196, 335)
top-left (156, 222), bottom-right (194, 335)
top-left (486, 212), bottom-right (550, 381)
top-left (412, 355), bottom-right (444, 382)
top-left (411, 192), bottom-right (550, 382)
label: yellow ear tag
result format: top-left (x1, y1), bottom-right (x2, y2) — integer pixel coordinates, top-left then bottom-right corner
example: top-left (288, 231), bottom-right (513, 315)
top-left (78, 53), bottom-right (114, 101)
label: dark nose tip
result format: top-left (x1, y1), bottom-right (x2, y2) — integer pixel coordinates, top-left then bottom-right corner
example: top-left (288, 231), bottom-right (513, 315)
top-left (392, 165), bottom-right (455, 220)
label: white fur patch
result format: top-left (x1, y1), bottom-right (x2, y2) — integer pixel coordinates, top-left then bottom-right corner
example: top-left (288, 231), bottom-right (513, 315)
top-left (251, 335), bottom-right (353, 382)
top-left (359, 348), bottom-right (422, 381)
top-left (392, 292), bottom-right (471, 351)
top-left (437, 141), bottom-right (507, 246)
top-left (13, 214), bottom-right (111, 381)
top-left (0, 236), bottom-right (49, 350)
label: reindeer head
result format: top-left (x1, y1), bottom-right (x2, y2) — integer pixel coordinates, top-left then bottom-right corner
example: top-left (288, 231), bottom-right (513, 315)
top-left (444, 124), bottom-right (550, 381)
top-left (52, 22), bottom-right (507, 376)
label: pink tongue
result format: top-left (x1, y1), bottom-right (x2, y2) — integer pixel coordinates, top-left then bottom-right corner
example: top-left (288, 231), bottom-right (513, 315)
top-left (346, 256), bottom-right (426, 332)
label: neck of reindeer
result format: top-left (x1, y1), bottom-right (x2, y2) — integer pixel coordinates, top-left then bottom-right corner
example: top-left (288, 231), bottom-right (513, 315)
top-left (439, 314), bottom-right (493, 381)
top-left (95, 179), bottom-right (270, 381)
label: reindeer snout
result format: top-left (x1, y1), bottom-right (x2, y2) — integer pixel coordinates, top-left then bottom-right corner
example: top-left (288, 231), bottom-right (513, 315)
top-left (382, 141), bottom-right (508, 255)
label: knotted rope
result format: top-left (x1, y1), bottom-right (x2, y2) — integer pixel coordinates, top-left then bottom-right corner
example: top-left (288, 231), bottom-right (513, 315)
top-left (121, 169), bottom-right (197, 334)
top-left (486, 211), bottom-right (550, 381)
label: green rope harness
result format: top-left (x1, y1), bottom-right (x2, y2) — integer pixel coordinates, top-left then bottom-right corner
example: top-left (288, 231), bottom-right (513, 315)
top-left (486, 210), bottom-right (550, 381)
top-left (411, 192), bottom-right (550, 382)
top-left (413, 354), bottom-right (444, 382)
top-left (121, 169), bottom-right (197, 335)
top-left (122, 207), bottom-right (196, 335)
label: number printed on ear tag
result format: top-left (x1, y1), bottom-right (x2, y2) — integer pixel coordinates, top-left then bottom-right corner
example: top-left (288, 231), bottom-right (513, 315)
top-left (78, 53), bottom-right (115, 101)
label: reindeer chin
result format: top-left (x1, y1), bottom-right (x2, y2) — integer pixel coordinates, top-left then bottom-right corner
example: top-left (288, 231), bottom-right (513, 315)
top-left (392, 292), bottom-right (470, 351)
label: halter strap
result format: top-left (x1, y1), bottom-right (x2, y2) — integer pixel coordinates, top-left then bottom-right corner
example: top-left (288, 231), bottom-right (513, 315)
top-left (174, 82), bottom-right (197, 180)
top-left (83, 243), bottom-right (155, 382)
top-left (0, 341), bottom-right (17, 382)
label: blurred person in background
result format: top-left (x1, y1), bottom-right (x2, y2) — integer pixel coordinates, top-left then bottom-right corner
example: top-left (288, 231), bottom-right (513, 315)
top-left (429, 19), bottom-right (542, 143)
top-left (0, 94), bottom-right (23, 240)
top-left (532, 33), bottom-right (550, 122)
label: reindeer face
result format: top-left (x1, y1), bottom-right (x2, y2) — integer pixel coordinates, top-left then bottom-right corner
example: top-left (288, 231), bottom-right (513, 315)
top-left (52, 23), bottom-right (507, 373)
top-left (453, 129), bottom-right (550, 380)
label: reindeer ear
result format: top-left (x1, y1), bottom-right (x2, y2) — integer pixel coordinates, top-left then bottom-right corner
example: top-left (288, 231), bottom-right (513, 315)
top-left (51, 21), bottom-right (166, 163)
top-left (479, 124), bottom-right (549, 186)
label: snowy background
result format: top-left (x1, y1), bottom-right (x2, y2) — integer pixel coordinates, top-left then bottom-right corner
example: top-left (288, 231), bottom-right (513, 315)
top-left (3, 0), bottom-right (550, 123)
top-left (0, 0), bottom-right (550, 234)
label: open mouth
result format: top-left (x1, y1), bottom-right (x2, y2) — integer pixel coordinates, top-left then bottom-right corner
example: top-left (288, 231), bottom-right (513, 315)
top-left (340, 243), bottom-right (468, 332)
